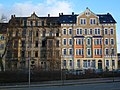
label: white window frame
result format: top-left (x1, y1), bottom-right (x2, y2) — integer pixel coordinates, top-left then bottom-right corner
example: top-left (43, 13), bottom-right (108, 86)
top-left (105, 38), bottom-right (109, 45)
top-left (87, 48), bottom-right (91, 56)
top-left (80, 18), bottom-right (86, 25)
top-left (63, 28), bottom-right (67, 35)
top-left (68, 28), bottom-right (72, 35)
top-left (69, 38), bottom-right (72, 46)
top-left (69, 48), bottom-right (73, 55)
top-left (110, 28), bottom-right (114, 35)
top-left (110, 38), bottom-right (114, 45)
top-left (63, 38), bottom-right (67, 46)
top-left (63, 48), bottom-right (67, 55)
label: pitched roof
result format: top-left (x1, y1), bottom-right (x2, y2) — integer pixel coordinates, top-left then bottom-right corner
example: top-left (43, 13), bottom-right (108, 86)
top-left (97, 13), bottom-right (116, 24)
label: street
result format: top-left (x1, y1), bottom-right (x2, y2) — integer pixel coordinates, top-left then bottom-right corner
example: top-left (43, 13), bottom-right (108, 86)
top-left (1, 82), bottom-right (120, 90)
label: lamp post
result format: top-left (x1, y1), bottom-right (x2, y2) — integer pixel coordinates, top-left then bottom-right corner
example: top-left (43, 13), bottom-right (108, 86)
top-left (28, 53), bottom-right (30, 87)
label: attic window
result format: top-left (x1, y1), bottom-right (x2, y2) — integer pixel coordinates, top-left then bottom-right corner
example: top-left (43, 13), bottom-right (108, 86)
top-left (103, 21), bottom-right (106, 22)
top-left (63, 21), bottom-right (65, 22)
top-left (70, 21), bottom-right (73, 22)
top-left (85, 12), bottom-right (90, 16)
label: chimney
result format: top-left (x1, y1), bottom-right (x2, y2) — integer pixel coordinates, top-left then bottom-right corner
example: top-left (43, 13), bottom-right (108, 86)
top-left (13, 15), bottom-right (15, 17)
top-left (61, 13), bottom-right (63, 15)
top-left (72, 12), bottom-right (74, 15)
top-left (11, 15), bottom-right (14, 18)
top-left (48, 14), bottom-right (50, 17)
top-left (59, 13), bottom-right (61, 16)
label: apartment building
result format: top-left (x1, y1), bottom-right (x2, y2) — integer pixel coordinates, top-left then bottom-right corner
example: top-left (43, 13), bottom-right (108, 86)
top-left (4, 8), bottom-right (117, 71)
top-left (0, 23), bottom-right (8, 71)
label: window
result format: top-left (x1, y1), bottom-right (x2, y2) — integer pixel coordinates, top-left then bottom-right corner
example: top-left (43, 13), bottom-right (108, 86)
top-left (56, 31), bottom-right (59, 37)
top-left (35, 41), bottom-right (38, 47)
top-left (90, 29), bottom-right (92, 34)
top-left (56, 40), bottom-right (59, 47)
top-left (112, 60), bottom-right (115, 67)
top-left (105, 29), bottom-right (108, 34)
top-left (105, 39), bottom-right (109, 45)
top-left (35, 51), bottom-right (38, 57)
top-left (91, 60), bottom-right (96, 68)
top-left (83, 60), bottom-right (87, 68)
top-left (87, 38), bottom-right (91, 45)
top-left (111, 38), bottom-right (114, 45)
top-left (95, 29), bottom-right (97, 34)
top-left (35, 21), bottom-right (38, 26)
top-left (87, 48), bottom-right (91, 56)
top-left (63, 39), bottom-right (67, 45)
top-left (43, 31), bottom-right (46, 37)
top-left (84, 29), bottom-right (87, 35)
top-left (76, 29), bottom-right (79, 35)
top-left (94, 39), bottom-right (102, 45)
top-left (69, 39), bottom-right (72, 45)
top-left (69, 49), bottom-right (73, 55)
top-left (21, 40), bottom-right (25, 47)
top-left (88, 60), bottom-right (90, 67)
top-left (30, 21), bottom-right (33, 26)
top-left (42, 21), bottom-right (44, 26)
top-left (49, 31), bottom-right (52, 36)
top-left (36, 31), bottom-right (38, 37)
top-left (63, 60), bottom-right (66, 67)
top-left (77, 60), bottom-right (80, 67)
top-left (80, 18), bottom-right (86, 25)
top-left (105, 48), bottom-right (109, 55)
top-left (94, 49), bottom-right (102, 55)
top-left (98, 29), bottom-right (100, 34)
top-left (24, 20), bottom-right (27, 27)
top-left (90, 18), bottom-right (96, 24)
top-left (76, 49), bottom-right (83, 55)
top-left (69, 60), bottom-right (72, 67)
top-left (110, 29), bottom-right (114, 35)
top-left (42, 40), bottom-right (46, 47)
top-left (80, 29), bottom-right (82, 34)
top-left (69, 29), bottom-right (72, 35)
top-left (48, 40), bottom-right (53, 47)
top-left (63, 49), bottom-right (67, 55)
top-left (63, 29), bottom-right (67, 35)
top-left (111, 48), bottom-right (115, 55)
top-left (106, 60), bottom-right (109, 67)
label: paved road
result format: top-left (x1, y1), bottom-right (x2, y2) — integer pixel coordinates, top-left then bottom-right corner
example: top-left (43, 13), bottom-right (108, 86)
top-left (1, 82), bottom-right (120, 90)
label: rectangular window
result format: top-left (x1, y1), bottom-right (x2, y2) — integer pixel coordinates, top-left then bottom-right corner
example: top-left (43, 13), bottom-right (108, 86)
top-left (106, 60), bottom-right (109, 67)
top-left (69, 29), bottom-right (72, 35)
top-left (63, 60), bottom-right (66, 67)
top-left (88, 60), bottom-right (90, 67)
top-left (111, 48), bottom-right (115, 55)
top-left (69, 49), bottom-right (72, 55)
top-left (63, 29), bottom-right (67, 35)
top-left (90, 29), bottom-right (92, 34)
top-left (80, 29), bottom-right (82, 34)
top-left (69, 60), bottom-right (72, 67)
top-left (83, 60), bottom-right (87, 68)
top-left (105, 48), bottom-right (109, 55)
top-left (87, 38), bottom-right (91, 45)
top-left (84, 29), bottom-right (87, 35)
top-left (111, 39), bottom-right (114, 45)
top-left (63, 39), bottom-right (67, 45)
top-left (76, 29), bottom-right (79, 35)
top-left (91, 60), bottom-right (96, 68)
top-left (105, 29), bottom-right (108, 34)
top-left (95, 29), bottom-right (97, 34)
top-left (35, 41), bottom-right (38, 47)
top-left (63, 49), bottom-right (67, 55)
top-left (110, 29), bottom-right (114, 35)
top-left (98, 29), bottom-right (100, 34)
top-left (77, 60), bottom-right (80, 67)
top-left (87, 48), bottom-right (91, 56)
top-left (80, 18), bottom-right (86, 25)
top-left (56, 40), bottom-right (59, 47)
top-left (112, 60), bottom-right (115, 67)
top-left (105, 39), bottom-right (109, 45)
top-left (35, 51), bottom-right (38, 57)
top-left (69, 39), bottom-right (72, 45)
top-left (36, 31), bottom-right (38, 37)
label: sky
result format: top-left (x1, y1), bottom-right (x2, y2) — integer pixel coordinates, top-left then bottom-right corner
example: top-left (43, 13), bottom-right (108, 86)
top-left (0, 0), bottom-right (120, 52)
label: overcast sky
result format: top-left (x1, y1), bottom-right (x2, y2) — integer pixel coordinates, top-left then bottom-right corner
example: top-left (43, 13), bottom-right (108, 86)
top-left (0, 0), bottom-right (120, 52)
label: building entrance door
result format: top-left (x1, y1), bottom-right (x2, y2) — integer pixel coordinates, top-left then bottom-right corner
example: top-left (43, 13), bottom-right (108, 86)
top-left (98, 60), bottom-right (102, 69)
